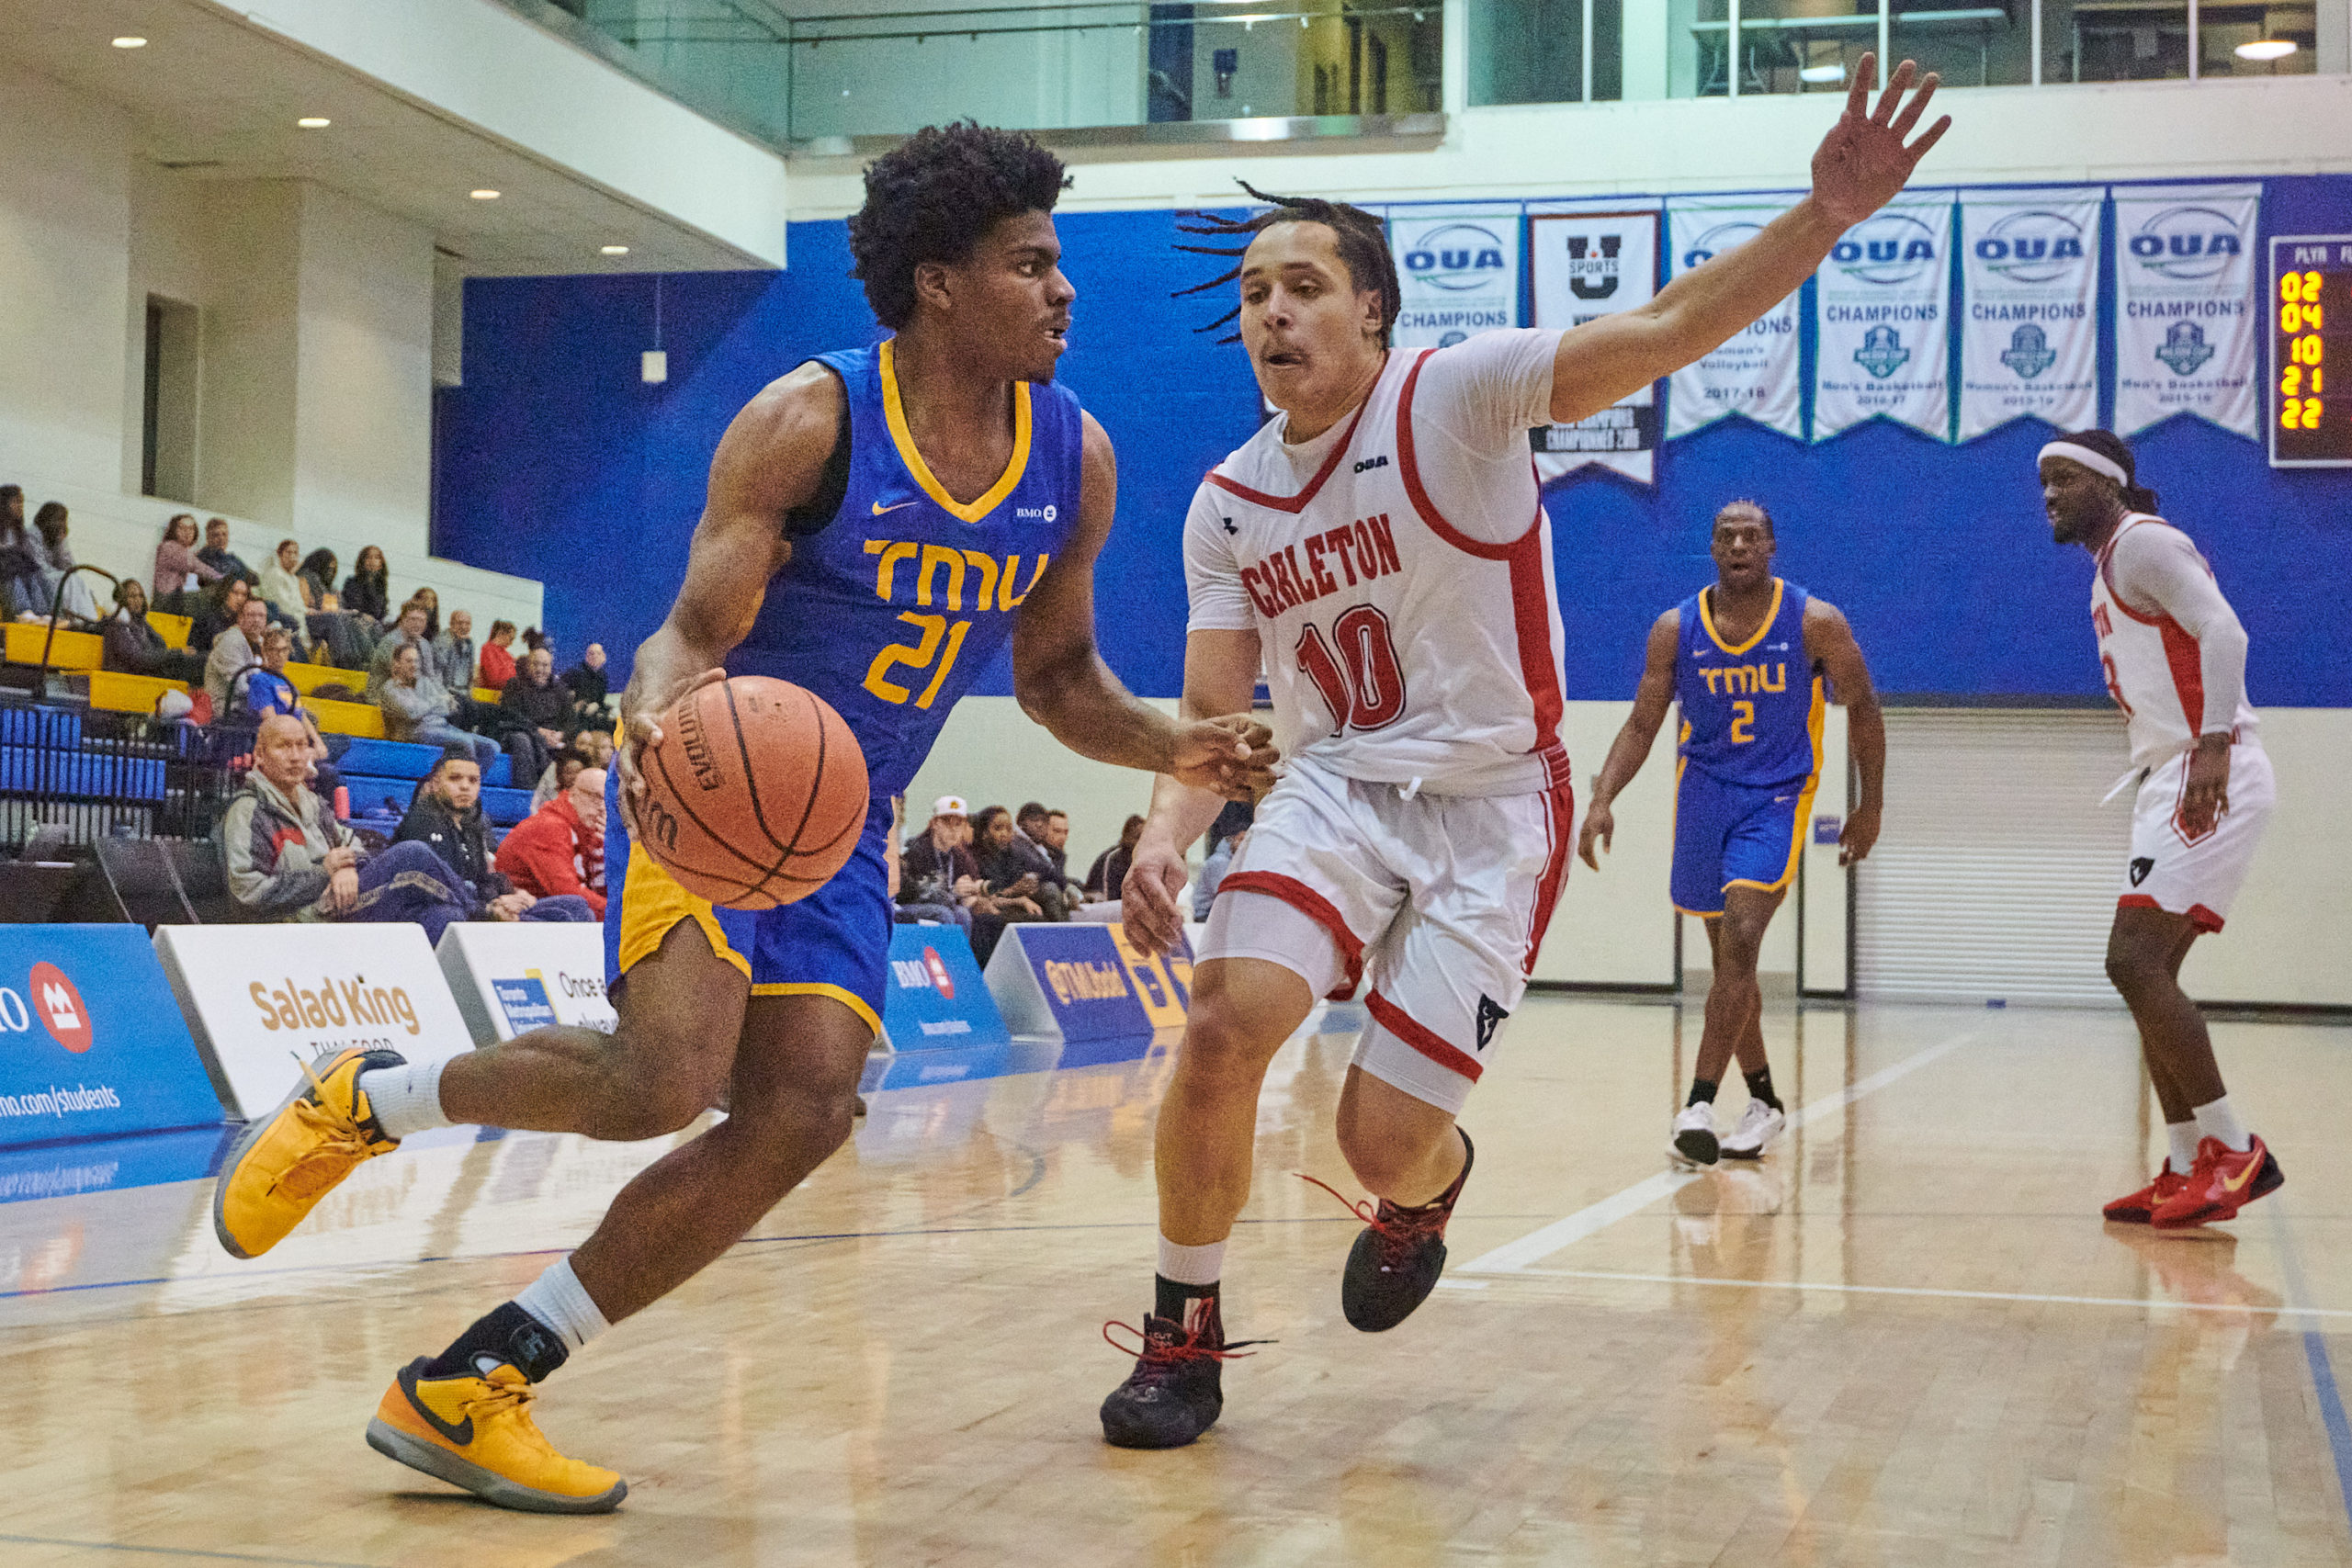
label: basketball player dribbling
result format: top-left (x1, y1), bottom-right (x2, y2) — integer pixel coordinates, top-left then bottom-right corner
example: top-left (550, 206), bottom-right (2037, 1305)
top-left (209, 125), bottom-right (1272, 1511)
top-left (2041, 430), bottom-right (2284, 1230)
top-left (1099, 59), bottom-right (1951, 1450)
top-left (1578, 500), bottom-right (1883, 1167)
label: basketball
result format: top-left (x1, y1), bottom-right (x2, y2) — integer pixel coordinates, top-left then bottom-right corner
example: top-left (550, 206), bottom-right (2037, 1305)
top-left (635, 675), bottom-right (869, 909)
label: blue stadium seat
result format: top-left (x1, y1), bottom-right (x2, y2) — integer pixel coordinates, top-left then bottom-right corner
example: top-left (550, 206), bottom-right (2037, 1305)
top-left (480, 786), bottom-right (535, 826)
top-left (339, 773), bottom-right (419, 817)
top-left (484, 753), bottom-right (512, 787)
top-left (334, 738), bottom-right (445, 778)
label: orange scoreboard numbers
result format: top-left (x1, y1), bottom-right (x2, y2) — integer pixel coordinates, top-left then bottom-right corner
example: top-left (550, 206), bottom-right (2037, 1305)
top-left (2270, 234), bottom-right (2352, 468)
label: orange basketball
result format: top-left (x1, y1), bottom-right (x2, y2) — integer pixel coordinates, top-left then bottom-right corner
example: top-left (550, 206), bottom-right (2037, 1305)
top-left (635, 676), bottom-right (869, 909)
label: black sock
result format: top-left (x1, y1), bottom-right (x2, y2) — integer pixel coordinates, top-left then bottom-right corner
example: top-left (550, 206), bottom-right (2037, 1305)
top-left (1744, 1065), bottom-right (1781, 1111)
top-left (420, 1301), bottom-right (570, 1384)
top-left (1154, 1273), bottom-right (1219, 1328)
top-left (1687, 1078), bottom-right (1718, 1107)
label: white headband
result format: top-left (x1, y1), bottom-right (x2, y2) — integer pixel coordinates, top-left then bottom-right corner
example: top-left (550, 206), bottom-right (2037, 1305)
top-left (2037, 440), bottom-right (2131, 489)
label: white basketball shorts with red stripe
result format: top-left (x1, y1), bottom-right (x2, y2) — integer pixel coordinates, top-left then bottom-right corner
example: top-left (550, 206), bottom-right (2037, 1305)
top-left (1201, 751), bottom-right (1572, 1114)
top-left (2120, 740), bottom-right (2274, 933)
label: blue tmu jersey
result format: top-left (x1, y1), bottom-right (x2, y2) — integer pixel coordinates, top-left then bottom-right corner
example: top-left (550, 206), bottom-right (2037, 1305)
top-left (732, 339), bottom-right (1086, 797)
top-left (1673, 578), bottom-right (1824, 789)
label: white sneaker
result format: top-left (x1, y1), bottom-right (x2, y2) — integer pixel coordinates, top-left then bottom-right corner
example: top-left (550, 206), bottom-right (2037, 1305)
top-left (1719, 1100), bottom-right (1786, 1161)
top-left (1670, 1104), bottom-right (1720, 1167)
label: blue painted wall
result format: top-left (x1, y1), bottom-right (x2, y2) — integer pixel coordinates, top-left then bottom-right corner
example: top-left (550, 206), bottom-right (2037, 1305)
top-left (435, 180), bottom-right (2352, 706)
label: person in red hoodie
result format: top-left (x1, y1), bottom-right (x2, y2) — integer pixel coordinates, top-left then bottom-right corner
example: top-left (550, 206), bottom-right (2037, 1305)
top-left (494, 764), bottom-right (606, 918)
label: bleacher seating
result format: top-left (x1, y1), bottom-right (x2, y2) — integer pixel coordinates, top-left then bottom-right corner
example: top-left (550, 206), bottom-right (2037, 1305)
top-left (89, 671), bottom-right (187, 715)
top-left (149, 612), bottom-right (193, 649)
top-left (3, 623), bottom-right (104, 671)
top-left (308, 696), bottom-right (385, 738)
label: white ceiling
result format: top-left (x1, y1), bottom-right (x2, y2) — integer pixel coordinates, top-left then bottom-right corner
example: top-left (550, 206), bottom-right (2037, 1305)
top-left (0, 0), bottom-right (772, 276)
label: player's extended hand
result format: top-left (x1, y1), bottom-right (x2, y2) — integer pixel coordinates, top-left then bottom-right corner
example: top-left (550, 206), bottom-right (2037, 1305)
top-left (1810, 55), bottom-right (1951, 228)
top-left (1120, 833), bottom-right (1190, 955)
top-left (1577, 799), bottom-right (1616, 872)
top-left (616, 666), bottom-right (727, 840)
top-left (2181, 735), bottom-right (2232, 838)
top-left (1838, 801), bottom-right (1883, 867)
top-left (1169, 714), bottom-right (1278, 802)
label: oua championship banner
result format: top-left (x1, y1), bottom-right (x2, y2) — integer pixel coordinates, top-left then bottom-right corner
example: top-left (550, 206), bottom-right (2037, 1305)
top-left (1665, 193), bottom-right (1804, 441)
top-left (1814, 191), bottom-right (1955, 442)
top-left (1958, 187), bottom-right (2102, 442)
top-left (1388, 208), bottom-right (1521, 351)
top-left (1529, 204), bottom-right (1661, 483)
top-left (2112, 182), bottom-right (2261, 440)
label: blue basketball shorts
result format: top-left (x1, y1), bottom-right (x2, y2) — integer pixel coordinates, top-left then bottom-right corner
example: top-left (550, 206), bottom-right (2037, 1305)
top-left (601, 767), bottom-right (895, 1035)
top-left (1669, 763), bottom-right (1817, 918)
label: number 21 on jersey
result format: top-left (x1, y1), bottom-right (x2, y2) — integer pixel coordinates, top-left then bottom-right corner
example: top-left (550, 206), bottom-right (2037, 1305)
top-left (1296, 604), bottom-right (1407, 731)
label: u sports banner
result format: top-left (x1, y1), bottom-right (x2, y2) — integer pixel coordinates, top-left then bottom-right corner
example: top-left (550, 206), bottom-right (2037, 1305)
top-left (1814, 192), bottom-right (1955, 442)
top-left (1387, 208), bottom-right (1521, 351)
top-left (1958, 188), bottom-right (2102, 443)
top-left (1529, 205), bottom-right (1662, 484)
top-left (1664, 194), bottom-right (1804, 441)
top-left (2112, 182), bottom-right (2261, 440)
top-left (983, 922), bottom-right (1195, 1042)
top-left (880, 924), bottom-right (1009, 1050)
top-left (0, 926), bottom-right (224, 1148)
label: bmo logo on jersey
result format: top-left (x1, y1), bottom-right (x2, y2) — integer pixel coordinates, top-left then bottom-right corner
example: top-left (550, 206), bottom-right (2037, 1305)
top-left (0, 962), bottom-right (93, 1054)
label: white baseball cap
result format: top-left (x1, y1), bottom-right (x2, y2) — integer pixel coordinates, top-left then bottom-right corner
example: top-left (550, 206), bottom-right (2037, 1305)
top-left (932, 795), bottom-right (968, 818)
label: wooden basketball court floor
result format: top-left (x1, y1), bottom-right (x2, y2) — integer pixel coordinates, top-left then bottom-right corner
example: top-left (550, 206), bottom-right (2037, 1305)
top-left (3, 993), bottom-right (2349, 1567)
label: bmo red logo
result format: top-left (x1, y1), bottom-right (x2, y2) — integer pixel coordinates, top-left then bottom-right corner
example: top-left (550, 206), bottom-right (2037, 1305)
top-left (29, 963), bottom-right (92, 1054)
top-left (888, 947), bottom-right (957, 999)
top-left (922, 947), bottom-right (955, 1000)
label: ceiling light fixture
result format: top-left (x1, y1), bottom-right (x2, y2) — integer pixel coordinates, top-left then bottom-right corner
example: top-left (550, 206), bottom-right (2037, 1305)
top-left (2234, 37), bottom-right (2296, 59)
top-left (469, 188), bottom-right (501, 200)
top-left (1798, 62), bottom-right (1846, 82)
top-left (296, 116), bottom-right (331, 128)
top-left (601, 244), bottom-right (630, 255)
top-left (111, 36), bottom-right (147, 49)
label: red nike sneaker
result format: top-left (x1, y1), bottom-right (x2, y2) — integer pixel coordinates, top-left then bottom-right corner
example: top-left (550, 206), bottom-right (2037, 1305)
top-left (2102, 1166), bottom-right (2188, 1224)
top-left (2150, 1135), bottom-right (2284, 1230)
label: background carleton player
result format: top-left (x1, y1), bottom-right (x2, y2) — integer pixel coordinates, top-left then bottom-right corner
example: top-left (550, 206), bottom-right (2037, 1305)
top-left (2041, 429), bottom-right (2283, 1233)
top-left (209, 123), bottom-right (1270, 1515)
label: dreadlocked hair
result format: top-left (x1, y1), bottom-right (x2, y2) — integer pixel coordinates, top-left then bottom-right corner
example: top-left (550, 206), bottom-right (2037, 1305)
top-left (1172, 181), bottom-right (1401, 345)
top-left (847, 122), bottom-right (1071, 331)
top-left (2058, 428), bottom-right (2160, 513)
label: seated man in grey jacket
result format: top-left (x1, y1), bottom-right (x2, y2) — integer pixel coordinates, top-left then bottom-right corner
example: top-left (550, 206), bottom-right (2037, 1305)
top-left (376, 642), bottom-right (498, 770)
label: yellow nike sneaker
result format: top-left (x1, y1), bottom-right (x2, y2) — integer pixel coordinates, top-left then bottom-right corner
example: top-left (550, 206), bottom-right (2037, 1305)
top-left (367, 1359), bottom-right (628, 1514)
top-left (211, 1046), bottom-right (405, 1259)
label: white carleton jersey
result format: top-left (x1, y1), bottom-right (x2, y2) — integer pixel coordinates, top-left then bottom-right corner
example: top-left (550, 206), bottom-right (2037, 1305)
top-left (1185, 338), bottom-right (1569, 797)
top-left (2091, 513), bottom-right (2259, 771)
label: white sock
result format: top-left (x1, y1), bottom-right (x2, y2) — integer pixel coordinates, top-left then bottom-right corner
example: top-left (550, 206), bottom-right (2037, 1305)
top-left (514, 1256), bottom-right (611, 1354)
top-left (2192, 1095), bottom-right (2252, 1153)
top-left (1157, 1235), bottom-right (1226, 1288)
top-left (2165, 1121), bottom-right (2202, 1175)
top-left (357, 1058), bottom-right (454, 1140)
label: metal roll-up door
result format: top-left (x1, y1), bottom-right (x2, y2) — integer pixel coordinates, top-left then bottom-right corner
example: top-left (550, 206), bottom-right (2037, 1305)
top-left (1855, 709), bottom-right (2132, 1007)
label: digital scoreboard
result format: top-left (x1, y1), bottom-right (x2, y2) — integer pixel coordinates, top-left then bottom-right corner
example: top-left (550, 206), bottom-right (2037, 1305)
top-left (2270, 234), bottom-right (2352, 468)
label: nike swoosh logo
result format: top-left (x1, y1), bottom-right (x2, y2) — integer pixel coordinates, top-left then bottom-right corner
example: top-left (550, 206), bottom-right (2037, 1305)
top-left (397, 1361), bottom-right (474, 1447)
top-left (2222, 1153), bottom-right (2264, 1194)
top-left (871, 499), bottom-right (918, 516)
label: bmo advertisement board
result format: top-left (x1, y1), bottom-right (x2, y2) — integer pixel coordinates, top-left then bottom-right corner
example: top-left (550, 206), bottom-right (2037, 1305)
top-left (0, 925), bottom-right (223, 1147)
top-left (880, 926), bottom-right (1008, 1050)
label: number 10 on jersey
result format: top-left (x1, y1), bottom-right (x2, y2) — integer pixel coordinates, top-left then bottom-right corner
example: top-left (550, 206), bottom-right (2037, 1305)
top-left (1296, 605), bottom-right (1407, 731)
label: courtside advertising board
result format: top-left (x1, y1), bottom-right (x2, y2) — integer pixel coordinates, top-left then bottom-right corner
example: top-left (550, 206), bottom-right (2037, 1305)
top-left (435, 921), bottom-right (618, 1046)
top-left (0, 925), bottom-right (225, 1147)
top-left (983, 924), bottom-right (1197, 1042)
top-left (881, 925), bottom-right (1009, 1050)
top-left (154, 924), bottom-right (474, 1121)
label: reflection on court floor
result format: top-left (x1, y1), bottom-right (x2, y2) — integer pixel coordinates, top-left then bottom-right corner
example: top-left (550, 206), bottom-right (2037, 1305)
top-left (0, 994), bottom-right (2346, 1567)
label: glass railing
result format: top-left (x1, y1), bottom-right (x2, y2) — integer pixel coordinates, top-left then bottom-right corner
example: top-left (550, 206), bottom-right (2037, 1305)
top-left (513, 1), bottom-right (1446, 149)
top-left (1471, 0), bottom-right (2322, 104)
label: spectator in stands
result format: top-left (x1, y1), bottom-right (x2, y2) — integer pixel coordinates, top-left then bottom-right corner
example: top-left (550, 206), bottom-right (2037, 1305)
top-left (151, 513), bottom-right (220, 612)
top-left (1194, 828), bottom-right (1248, 920)
top-left (495, 764), bottom-right (608, 918)
top-left (503, 643), bottom-right (572, 750)
top-left (222, 715), bottom-right (490, 942)
top-left (478, 619), bottom-right (519, 687)
top-left (205, 594), bottom-right (268, 711)
top-left (532, 728), bottom-right (612, 810)
top-left (432, 608), bottom-right (474, 695)
top-left (1085, 814), bottom-right (1148, 902)
top-left (901, 795), bottom-right (1015, 960)
top-left (562, 641), bottom-right (609, 724)
top-left (887, 795), bottom-right (968, 934)
top-left (1013, 802), bottom-right (1077, 899)
top-left (379, 641), bottom-right (498, 770)
top-left (365, 599), bottom-right (434, 698)
top-left (197, 517), bottom-right (254, 585)
top-left (239, 625), bottom-right (344, 799)
top-left (341, 545), bottom-right (390, 624)
top-left (413, 585), bottom-right (442, 640)
top-left (100, 579), bottom-right (206, 683)
top-left (0, 491), bottom-right (33, 621)
top-left (397, 750), bottom-right (591, 924)
top-left (22, 502), bottom-right (97, 622)
top-left (187, 574), bottom-right (251, 654)
top-left (1041, 808), bottom-right (1078, 898)
top-left (300, 546), bottom-right (378, 667)
top-left (972, 805), bottom-right (1054, 923)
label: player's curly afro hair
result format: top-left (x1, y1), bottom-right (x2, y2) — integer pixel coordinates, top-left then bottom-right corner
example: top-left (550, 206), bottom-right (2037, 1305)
top-left (1173, 181), bottom-right (1402, 345)
top-left (847, 122), bottom-right (1071, 331)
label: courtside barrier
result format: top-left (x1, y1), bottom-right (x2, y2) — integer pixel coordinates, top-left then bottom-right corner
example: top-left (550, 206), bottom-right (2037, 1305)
top-left (982, 923), bottom-right (1196, 1042)
top-left (880, 925), bottom-right (1008, 1051)
top-left (153, 925), bottom-right (473, 1121)
top-left (0, 1123), bottom-right (232, 1208)
top-left (0, 925), bottom-right (226, 1147)
top-left (436, 922), bottom-right (617, 1045)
